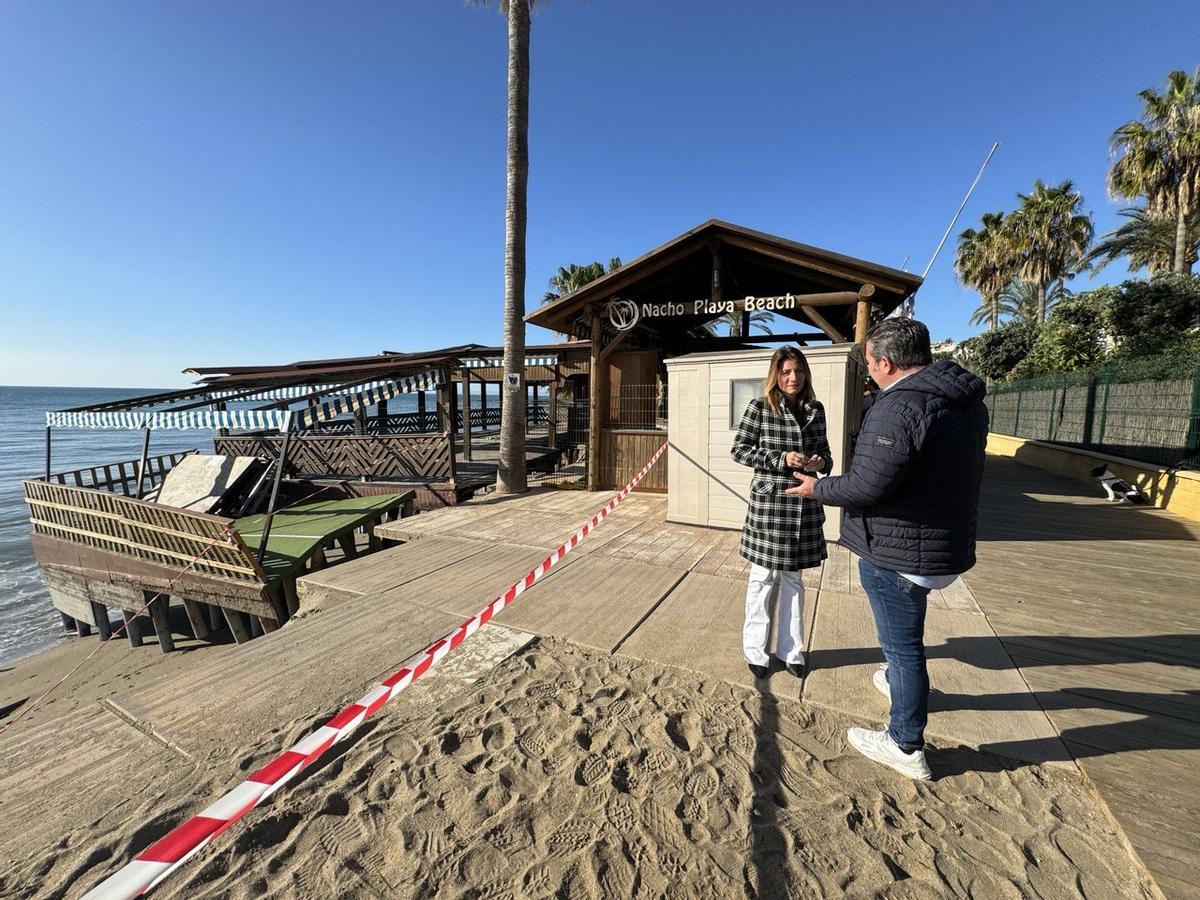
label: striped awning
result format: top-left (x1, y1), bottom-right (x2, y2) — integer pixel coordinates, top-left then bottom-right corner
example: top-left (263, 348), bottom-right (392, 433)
top-left (462, 355), bottom-right (557, 369)
top-left (47, 370), bottom-right (443, 433)
top-left (294, 369), bottom-right (442, 430)
top-left (46, 409), bottom-right (292, 432)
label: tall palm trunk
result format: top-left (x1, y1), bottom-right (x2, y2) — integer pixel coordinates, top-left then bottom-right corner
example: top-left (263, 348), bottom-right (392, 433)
top-left (496, 0), bottom-right (530, 494)
top-left (1037, 282), bottom-right (1048, 323)
top-left (1175, 203), bottom-right (1191, 274)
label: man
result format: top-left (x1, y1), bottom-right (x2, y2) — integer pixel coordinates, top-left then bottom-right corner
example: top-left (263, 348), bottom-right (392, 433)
top-left (787, 318), bottom-right (987, 779)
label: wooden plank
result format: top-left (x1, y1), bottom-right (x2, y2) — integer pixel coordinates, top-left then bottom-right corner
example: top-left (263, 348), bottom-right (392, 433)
top-left (803, 590), bottom-right (1070, 767)
top-left (821, 544), bottom-right (850, 593)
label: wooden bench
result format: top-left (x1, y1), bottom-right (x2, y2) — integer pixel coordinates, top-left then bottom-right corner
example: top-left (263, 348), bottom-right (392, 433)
top-left (24, 480), bottom-right (415, 652)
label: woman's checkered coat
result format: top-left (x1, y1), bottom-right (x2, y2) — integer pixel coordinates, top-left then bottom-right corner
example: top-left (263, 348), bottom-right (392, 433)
top-left (731, 397), bottom-right (833, 571)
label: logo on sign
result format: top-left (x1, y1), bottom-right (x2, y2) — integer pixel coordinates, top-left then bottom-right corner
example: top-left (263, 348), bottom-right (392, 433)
top-left (607, 298), bottom-right (640, 332)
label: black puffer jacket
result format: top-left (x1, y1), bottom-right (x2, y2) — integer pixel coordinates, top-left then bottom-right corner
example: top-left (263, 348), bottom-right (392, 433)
top-left (813, 361), bottom-right (988, 575)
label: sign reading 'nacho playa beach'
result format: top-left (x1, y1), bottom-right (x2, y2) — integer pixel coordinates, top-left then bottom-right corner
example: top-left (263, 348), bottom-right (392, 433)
top-left (607, 293), bottom-right (809, 331)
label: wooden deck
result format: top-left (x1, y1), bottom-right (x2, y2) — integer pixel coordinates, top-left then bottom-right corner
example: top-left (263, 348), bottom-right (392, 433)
top-left (356, 456), bottom-right (1199, 897)
top-left (5, 453), bottom-right (1195, 896)
top-left (965, 456), bottom-right (1200, 899)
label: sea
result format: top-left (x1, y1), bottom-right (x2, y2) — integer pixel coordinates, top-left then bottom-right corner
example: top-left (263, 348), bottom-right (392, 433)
top-left (0, 384), bottom-right (439, 665)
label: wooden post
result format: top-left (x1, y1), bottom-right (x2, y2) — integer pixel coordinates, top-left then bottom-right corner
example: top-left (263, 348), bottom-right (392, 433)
top-left (123, 610), bottom-right (144, 648)
top-left (282, 578), bottom-right (301, 617)
top-left (60, 611), bottom-right (74, 631)
top-left (548, 366), bottom-right (559, 451)
top-left (377, 398), bottom-right (388, 433)
top-left (418, 390), bottom-right (428, 430)
top-left (135, 426), bottom-right (151, 499)
top-left (437, 372), bottom-right (457, 486)
top-left (91, 602), bottom-right (112, 641)
top-left (256, 414), bottom-right (294, 565)
top-left (462, 368), bottom-right (473, 461)
top-left (147, 593), bottom-right (175, 653)
top-left (182, 599), bottom-right (210, 640)
top-left (223, 607), bottom-right (252, 644)
top-left (588, 310), bottom-right (604, 491)
top-left (854, 283), bottom-right (876, 344)
top-left (45, 426), bottom-right (52, 481)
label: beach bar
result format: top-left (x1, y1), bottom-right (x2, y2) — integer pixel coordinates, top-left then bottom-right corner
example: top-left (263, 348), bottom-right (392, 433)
top-left (525, 219), bottom-right (922, 505)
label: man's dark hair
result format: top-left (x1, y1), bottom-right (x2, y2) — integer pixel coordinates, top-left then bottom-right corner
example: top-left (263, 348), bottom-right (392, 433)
top-left (864, 318), bottom-right (932, 369)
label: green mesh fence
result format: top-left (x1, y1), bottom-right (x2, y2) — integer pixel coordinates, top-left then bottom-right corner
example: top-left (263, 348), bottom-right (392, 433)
top-left (985, 353), bottom-right (1200, 469)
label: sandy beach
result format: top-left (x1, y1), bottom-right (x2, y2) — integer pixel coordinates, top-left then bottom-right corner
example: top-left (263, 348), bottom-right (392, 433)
top-left (0, 629), bottom-right (1157, 899)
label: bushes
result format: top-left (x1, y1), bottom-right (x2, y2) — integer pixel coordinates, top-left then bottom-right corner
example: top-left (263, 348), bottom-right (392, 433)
top-left (1104, 274), bottom-right (1200, 359)
top-left (959, 274), bottom-right (1200, 381)
top-left (957, 322), bottom-right (1037, 380)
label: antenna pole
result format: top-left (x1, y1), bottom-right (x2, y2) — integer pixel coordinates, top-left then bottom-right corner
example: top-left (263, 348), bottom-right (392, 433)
top-left (905, 141), bottom-right (999, 317)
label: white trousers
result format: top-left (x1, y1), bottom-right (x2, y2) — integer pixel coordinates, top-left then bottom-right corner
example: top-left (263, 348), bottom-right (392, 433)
top-left (743, 563), bottom-right (805, 666)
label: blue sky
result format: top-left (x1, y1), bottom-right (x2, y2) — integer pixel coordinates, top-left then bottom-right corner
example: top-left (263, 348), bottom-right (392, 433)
top-left (1, 1), bottom-right (1196, 387)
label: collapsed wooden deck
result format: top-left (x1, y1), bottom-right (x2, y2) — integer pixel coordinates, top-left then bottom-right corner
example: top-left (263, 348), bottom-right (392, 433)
top-left (25, 477), bottom-right (416, 652)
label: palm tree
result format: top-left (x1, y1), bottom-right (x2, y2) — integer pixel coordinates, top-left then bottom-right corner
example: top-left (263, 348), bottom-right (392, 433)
top-left (1006, 180), bottom-right (1094, 323)
top-left (955, 212), bottom-right (1016, 331)
top-left (472, 0), bottom-right (535, 494)
top-left (722, 309), bottom-right (775, 337)
top-left (1087, 206), bottom-right (1200, 274)
top-left (1109, 68), bottom-right (1200, 275)
top-left (996, 278), bottom-right (1069, 324)
top-left (542, 257), bottom-right (621, 304)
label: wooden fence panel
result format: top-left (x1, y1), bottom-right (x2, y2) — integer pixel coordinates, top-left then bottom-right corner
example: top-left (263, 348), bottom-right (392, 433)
top-left (598, 429), bottom-right (668, 493)
top-left (214, 433), bottom-right (454, 480)
top-left (22, 480), bottom-right (261, 583)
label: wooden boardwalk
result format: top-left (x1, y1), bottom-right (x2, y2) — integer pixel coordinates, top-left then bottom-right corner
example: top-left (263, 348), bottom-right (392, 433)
top-left (965, 456), bottom-right (1200, 899)
top-left (5, 453), bottom-right (1195, 896)
top-left (366, 458), bottom-right (1200, 896)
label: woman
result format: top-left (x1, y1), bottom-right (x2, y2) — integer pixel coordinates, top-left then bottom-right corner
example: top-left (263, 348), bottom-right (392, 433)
top-left (731, 346), bottom-right (832, 679)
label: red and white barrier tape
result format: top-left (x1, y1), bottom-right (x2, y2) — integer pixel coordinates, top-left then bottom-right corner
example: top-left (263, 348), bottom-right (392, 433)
top-left (81, 441), bottom-right (668, 899)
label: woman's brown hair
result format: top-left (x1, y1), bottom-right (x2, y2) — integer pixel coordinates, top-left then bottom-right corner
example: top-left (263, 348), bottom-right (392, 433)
top-left (762, 346), bottom-right (815, 415)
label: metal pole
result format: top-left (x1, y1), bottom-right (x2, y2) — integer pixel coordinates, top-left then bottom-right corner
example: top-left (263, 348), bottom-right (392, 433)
top-left (135, 426), bottom-right (152, 499)
top-left (257, 412), bottom-right (294, 565)
top-left (906, 141), bottom-right (1000, 317)
top-left (44, 426), bottom-right (52, 481)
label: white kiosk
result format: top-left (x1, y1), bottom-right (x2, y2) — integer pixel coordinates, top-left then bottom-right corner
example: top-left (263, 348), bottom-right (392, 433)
top-left (665, 344), bottom-right (866, 541)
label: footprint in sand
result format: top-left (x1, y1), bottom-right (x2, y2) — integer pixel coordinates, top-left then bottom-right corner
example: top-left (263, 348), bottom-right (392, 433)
top-left (666, 710), bottom-right (702, 752)
top-left (641, 746), bottom-right (676, 776)
top-left (546, 819), bottom-right (595, 857)
top-left (684, 763), bottom-right (719, 801)
top-left (578, 753), bottom-right (611, 788)
top-left (607, 793), bottom-right (640, 833)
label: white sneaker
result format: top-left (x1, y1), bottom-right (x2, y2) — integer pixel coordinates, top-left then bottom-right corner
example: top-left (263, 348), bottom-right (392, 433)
top-left (847, 727), bottom-right (932, 780)
top-left (872, 665), bottom-right (890, 701)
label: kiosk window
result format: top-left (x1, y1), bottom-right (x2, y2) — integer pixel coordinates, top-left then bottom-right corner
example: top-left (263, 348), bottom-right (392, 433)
top-left (730, 379), bottom-right (762, 429)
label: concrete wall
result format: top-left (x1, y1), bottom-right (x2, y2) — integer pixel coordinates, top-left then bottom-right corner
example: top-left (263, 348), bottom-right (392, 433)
top-left (666, 344), bottom-right (864, 541)
top-left (987, 432), bottom-right (1200, 523)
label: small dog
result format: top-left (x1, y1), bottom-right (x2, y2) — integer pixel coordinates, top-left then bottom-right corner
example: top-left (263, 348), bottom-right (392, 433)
top-left (1090, 464), bottom-right (1146, 504)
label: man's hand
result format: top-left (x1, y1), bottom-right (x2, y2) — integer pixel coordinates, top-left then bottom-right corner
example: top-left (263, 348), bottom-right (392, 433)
top-left (785, 451), bottom-right (826, 472)
top-left (785, 471), bottom-right (818, 498)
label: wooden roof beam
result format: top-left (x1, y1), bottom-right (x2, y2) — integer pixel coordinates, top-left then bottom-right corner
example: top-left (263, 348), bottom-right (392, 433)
top-left (719, 232), bottom-right (911, 295)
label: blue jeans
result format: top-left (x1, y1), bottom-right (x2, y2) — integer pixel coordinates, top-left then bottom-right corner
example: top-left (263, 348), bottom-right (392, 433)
top-left (858, 558), bottom-right (930, 752)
